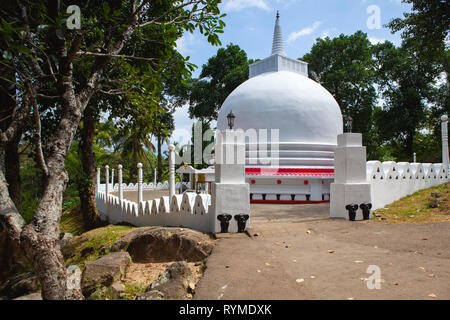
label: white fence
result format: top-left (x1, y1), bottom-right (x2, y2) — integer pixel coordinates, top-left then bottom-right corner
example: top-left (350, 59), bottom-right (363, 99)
top-left (96, 191), bottom-right (212, 232)
top-left (367, 161), bottom-right (448, 210)
top-left (97, 181), bottom-right (188, 193)
top-left (95, 161), bottom-right (448, 232)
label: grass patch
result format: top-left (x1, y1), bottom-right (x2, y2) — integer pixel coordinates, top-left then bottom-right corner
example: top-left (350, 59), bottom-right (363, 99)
top-left (89, 282), bottom-right (146, 300)
top-left (373, 182), bottom-right (450, 223)
top-left (60, 206), bottom-right (84, 236)
top-left (62, 225), bottom-right (135, 268)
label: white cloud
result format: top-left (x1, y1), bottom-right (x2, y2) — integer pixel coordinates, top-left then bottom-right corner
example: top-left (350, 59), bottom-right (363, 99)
top-left (222, 0), bottom-right (271, 12)
top-left (176, 33), bottom-right (198, 56)
top-left (171, 103), bottom-right (193, 147)
top-left (321, 29), bottom-right (330, 39)
top-left (287, 21), bottom-right (321, 44)
top-left (369, 37), bottom-right (386, 45)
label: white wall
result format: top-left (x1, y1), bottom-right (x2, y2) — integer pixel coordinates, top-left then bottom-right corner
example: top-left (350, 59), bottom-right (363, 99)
top-left (367, 161), bottom-right (448, 210)
top-left (96, 192), bottom-right (212, 232)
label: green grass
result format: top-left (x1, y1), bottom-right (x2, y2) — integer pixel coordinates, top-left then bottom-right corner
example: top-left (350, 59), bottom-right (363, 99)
top-left (373, 182), bottom-right (450, 223)
top-left (62, 225), bottom-right (135, 268)
top-left (89, 282), bottom-right (147, 300)
top-left (60, 206), bottom-right (85, 236)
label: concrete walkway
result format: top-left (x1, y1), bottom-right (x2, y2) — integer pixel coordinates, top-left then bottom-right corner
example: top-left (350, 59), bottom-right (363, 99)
top-left (195, 203), bottom-right (450, 300)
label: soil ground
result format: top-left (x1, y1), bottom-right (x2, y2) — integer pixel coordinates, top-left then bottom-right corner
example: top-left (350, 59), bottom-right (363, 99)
top-left (194, 203), bottom-right (450, 300)
top-left (104, 188), bottom-right (450, 300)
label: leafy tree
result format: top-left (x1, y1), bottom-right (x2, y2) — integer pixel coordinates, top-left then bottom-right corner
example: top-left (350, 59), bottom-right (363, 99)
top-left (0, 0), bottom-right (225, 300)
top-left (387, 0), bottom-right (449, 65)
top-left (373, 41), bottom-right (437, 160)
top-left (188, 43), bottom-right (249, 122)
top-left (387, 0), bottom-right (449, 161)
top-left (302, 31), bottom-right (378, 158)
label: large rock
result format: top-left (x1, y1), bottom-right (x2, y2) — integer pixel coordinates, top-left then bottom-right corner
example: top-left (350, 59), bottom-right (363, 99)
top-left (81, 252), bottom-right (131, 297)
top-left (121, 227), bottom-right (214, 263)
top-left (135, 261), bottom-right (195, 300)
top-left (59, 233), bottom-right (74, 250)
top-left (0, 272), bottom-right (39, 299)
top-left (14, 292), bottom-right (42, 300)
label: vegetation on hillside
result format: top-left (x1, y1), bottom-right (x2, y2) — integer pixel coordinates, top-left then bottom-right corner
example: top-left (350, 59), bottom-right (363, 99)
top-left (374, 182), bottom-right (450, 223)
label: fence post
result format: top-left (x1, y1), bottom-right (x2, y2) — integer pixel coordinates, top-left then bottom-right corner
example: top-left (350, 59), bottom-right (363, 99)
top-left (118, 164), bottom-right (123, 202)
top-left (96, 167), bottom-right (100, 193)
top-left (105, 165), bottom-right (109, 195)
top-left (111, 168), bottom-right (115, 190)
top-left (105, 165), bottom-right (110, 220)
top-left (169, 144), bottom-right (175, 200)
top-left (154, 168), bottom-right (157, 186)
top-left (137, 163), bottom-right (143, 204)
top-left (442, 115), bottom-right (449, 176)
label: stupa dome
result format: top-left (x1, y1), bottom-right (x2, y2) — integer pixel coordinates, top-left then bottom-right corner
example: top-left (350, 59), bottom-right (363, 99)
top-left (217, 13), bottom-right (343, 169)
top-left (217, 70), bottom-right (343, 146)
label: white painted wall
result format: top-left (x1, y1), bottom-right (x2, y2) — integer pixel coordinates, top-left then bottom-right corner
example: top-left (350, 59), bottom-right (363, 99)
top-left (96, 192), bottom-right (212, 233)
top-left (367, 161), bottom-right (448, 210)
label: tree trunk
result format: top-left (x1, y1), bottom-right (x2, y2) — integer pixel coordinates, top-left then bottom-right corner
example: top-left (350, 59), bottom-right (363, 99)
top-left (157, 133), bottom-right (162, 183)
top-left (79, 110), bottom-right (100, 230)
top-left (0, 61), bottom-right (22, 213)
top-left (5, 137), bottom-right (22, 213)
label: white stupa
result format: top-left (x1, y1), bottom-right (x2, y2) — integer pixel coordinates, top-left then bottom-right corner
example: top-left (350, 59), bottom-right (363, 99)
top-left (216, 12), bottom-right (343, 203)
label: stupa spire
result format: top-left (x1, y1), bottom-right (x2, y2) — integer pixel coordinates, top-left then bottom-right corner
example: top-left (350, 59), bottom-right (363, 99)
top-left (271, 11), bottom-right (286, 56)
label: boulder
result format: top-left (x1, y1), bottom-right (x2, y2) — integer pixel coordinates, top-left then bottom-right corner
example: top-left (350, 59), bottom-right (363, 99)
top-left (122, 227), bottom-right (214, 263)
top-left (14, 292), bottom-right (42, 300)
top-left (81, 252), bottom-right (131, 297)
top-left (111, 282), bottom-right (125, 295)
top-left (59, 233), bottom-right (74, 250)
top-left (111, 240), bottom-right (128, 252)
top-left (0, 272), bottom-right (39, 299)
top-left (135, 261), bottom-right (195, 300)
top-left (66, 265), bottom-right (82, 291)
top-left (429, 198), bottom-right (439, 208)
top-left (135, 290), bottom-right (165, 300)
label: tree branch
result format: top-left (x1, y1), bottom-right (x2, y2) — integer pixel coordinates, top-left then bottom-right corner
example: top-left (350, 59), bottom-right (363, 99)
top-left (26, 81), bottom-right (49, 176)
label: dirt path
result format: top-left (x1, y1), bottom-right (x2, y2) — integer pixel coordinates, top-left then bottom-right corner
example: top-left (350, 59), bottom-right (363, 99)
top-left (194, 204), bottom-right (450, 300)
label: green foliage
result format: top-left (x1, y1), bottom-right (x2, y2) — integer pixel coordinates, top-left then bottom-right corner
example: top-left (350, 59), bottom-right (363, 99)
top-left (188, 44), bottom-right (249, 122)
top-left (60, 205), bottom-right (84, 236)
top-left (1, 1), bottom-right (226, 223)
top-left (302, 31), bottom-right (379, 157)
top-left (387, 0), bottom-right (449, 65)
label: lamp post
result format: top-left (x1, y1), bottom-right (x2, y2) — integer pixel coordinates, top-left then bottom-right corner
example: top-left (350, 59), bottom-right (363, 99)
top-left (344, 115), bottom-right (353, 133)
top-left (227, 110), bottom-right (235, 130)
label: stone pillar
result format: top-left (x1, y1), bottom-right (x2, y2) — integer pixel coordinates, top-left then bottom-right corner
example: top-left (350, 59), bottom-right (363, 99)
top-left (210, 129), bottom-right (250, 233)
top-left (442, 115), bottom-right (449, 176)
top-left (330, 133), bottom-right (371, 220)
top-left (111, 169), bottom-right (115, 190)
top-left (137, 163), bottom-right (143, 204)
top-left (154, 168), bottom-right (157, 186)
top-left (118, 164), bottom-right (123, 202)
top-left (413, 152), bottom-right (417, 163)
top-left (105, 165), bottom-right (109, 195)
top-left (169, 144), bottom-right (176, 200)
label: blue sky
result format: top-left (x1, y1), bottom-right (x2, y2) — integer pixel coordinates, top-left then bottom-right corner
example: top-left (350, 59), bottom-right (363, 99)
top-left (170, 0), bottom-right (412, 147)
